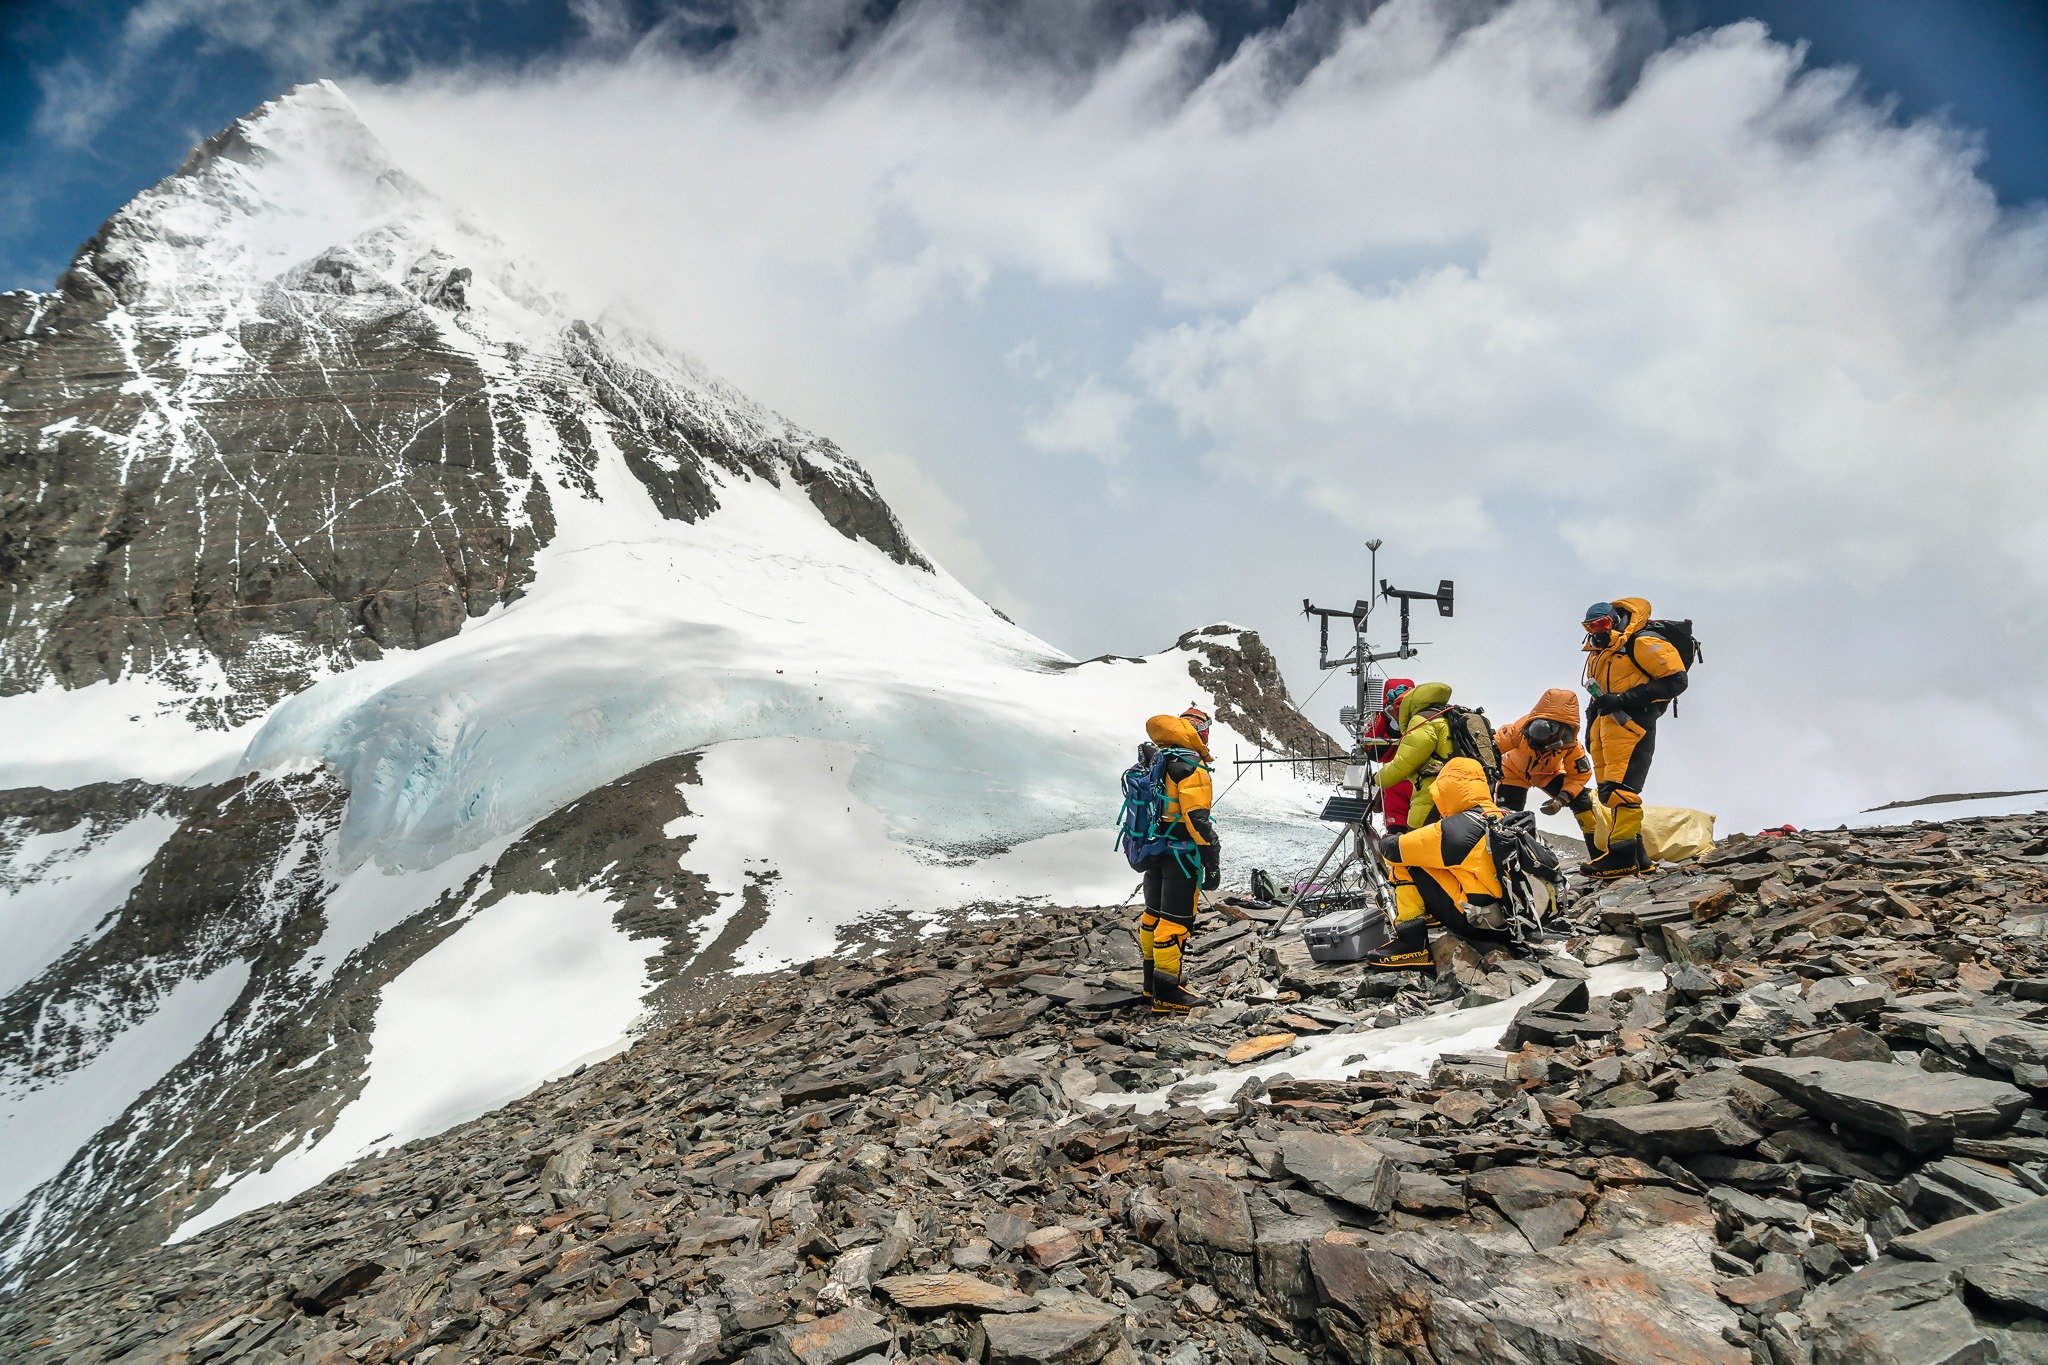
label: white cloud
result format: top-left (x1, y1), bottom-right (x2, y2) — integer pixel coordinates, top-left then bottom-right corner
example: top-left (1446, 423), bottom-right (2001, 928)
top-left (31, 57), bottom-right (133, 148)
top-left (1004, 339), bottom-right (1053, 381)
top-left (569, 0), bottom-right (638, 52)
top-left (323, 0), bottom-right (2048, 826)
top-left (1025, 375), bottom-right (1140, 462)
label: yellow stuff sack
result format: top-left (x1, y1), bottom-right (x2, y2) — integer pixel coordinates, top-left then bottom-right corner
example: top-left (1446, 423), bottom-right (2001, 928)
top-left (1642, 806), bottom-right (1716, 862)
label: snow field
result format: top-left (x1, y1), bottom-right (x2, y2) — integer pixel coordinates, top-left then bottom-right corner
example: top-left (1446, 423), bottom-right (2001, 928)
top-left (0, 812), bottom-right (182, 1000)
top-left (1103, 957), bottom-right (1669, 1114)
top-left (0, 664), bottom-right (264, 791)
top-left (170, 889), bottom-right (658, 1243)
top-left (0, 962), bottom-right (250, 1221)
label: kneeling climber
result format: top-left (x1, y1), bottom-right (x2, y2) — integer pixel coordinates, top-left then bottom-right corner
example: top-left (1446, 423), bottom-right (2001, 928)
top-left (1366, 757), bottom-right (1516, 970)
top-left (1581, 598), bottom-right (1690, 878)
top-left (1495, 688), bottom-right (1600, 857)
top-left (1140, 705), bottom-right (1220, 1013)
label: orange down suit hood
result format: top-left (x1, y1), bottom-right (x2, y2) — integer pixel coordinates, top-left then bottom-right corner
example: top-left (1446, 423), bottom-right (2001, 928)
top-left (1430, 758), bottom-right (1499, 820)
top-left (1495, 689), bottom-right (1590, 791)
top-left (1145, 713), bottom-right (1214, 845)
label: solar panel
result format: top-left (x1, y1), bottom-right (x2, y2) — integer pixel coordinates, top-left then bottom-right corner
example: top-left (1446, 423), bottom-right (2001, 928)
top-left (1320, 793), bottom-right (1372, 824)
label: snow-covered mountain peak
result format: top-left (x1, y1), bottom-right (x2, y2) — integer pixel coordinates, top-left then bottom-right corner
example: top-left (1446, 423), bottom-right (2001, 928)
top-left (62, 82), bottom-right (413, 309)
top-left (53, 79), bottom-right (571, 344)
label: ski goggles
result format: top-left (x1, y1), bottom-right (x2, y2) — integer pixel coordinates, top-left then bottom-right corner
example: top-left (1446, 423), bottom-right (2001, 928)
top-left (1582, 613), bottom-right (1616, 635)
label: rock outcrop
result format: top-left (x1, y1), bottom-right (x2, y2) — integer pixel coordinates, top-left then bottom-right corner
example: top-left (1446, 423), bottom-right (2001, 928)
top-left (1177, 625), bottom-right (1339, 761)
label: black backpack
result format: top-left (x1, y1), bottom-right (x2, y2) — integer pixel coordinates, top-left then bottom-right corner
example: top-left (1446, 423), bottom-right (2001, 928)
top-left (1427, 704), bottom-right (1503, 789)
top-left (1633, 619), bottom-right (1701, 669)
top-left (1484, 810), bottom-right (1561, 940)
top-left (1631, 619), bottom-right (1701, 713)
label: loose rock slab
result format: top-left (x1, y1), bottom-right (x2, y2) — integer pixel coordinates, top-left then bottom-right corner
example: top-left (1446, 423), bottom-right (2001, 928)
top-left (874, 1272), bottom-right (1036, 1314)
top-left (1801, 1262), bottom-right (1996, 1365)
top-left (771, 1306), bottom-right (894, 1365)
top-left (980, 1308), bottom-right (1124, 1365)
top-left (1572, 1100), bottom-right (1763, 1156)
top-left (1276, 1130), bottom-right (1396, 1215)
top-left (1225, 1032), bottom-right (1298, 1064)
top-left (1741, 1057), bottom-right (2029, 1153)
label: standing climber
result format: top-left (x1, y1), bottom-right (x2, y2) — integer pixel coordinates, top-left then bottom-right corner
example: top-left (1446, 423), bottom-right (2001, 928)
top-left (1138, 705), bottom-right (1220, 1013)
top-left (1365, 758), bottom-right (1515, 970)
top-left (1495, 688), bottom-right (1601, 857)
top-left (1581, 599), bottom-right (1690, 878)
top-left (1359, 678), bottom-right (1417, 835)
top-left (1373, 681), bottom-right (1455, 826)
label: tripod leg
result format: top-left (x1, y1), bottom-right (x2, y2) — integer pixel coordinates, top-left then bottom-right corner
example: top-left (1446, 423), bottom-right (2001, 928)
top-left (1273, 824), bottom-right (1352, 933)
top-left (1358, 826), bottom-right (1397, 921)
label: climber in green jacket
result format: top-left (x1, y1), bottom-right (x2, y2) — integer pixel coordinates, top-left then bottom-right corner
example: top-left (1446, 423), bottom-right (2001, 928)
top-left (1374, 681), bottom-right (1456, 826)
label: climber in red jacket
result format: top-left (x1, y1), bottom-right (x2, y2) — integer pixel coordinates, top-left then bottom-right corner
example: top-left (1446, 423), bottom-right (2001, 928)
top-left (1358, 678), bottom-right (1416, 834)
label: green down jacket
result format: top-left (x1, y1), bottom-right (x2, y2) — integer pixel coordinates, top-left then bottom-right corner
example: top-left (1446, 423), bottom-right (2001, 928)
top-left (1374, 680), bottom-right (1455, 825)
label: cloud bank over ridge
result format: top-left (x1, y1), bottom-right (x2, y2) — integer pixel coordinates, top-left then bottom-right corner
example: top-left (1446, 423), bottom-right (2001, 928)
top-left (342, 0), bottom-right (2048, 827)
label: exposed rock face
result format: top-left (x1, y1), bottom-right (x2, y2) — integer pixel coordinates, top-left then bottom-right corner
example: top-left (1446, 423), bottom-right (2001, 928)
top-left (5, 811), bottom-right (2044, 1363)
top-left (0, 274), bottom-right (552, 720)
top-left (0, 82), bottom-right (922, 723)
top-left (1177, 624), bottom-right (1339, 759)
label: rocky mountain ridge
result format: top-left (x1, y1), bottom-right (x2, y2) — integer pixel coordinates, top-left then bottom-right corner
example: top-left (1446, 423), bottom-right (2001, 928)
top-left (4, 809), bottom-right (2044, 1363)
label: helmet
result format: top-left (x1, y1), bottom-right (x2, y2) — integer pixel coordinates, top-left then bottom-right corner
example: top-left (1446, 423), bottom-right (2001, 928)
top-left (1180, 704), bottom-right (1212, 741)
top-left (1524, 716), bottom-right (1570, 751)
top-left (1382, 681), bottom-right (1412, 716)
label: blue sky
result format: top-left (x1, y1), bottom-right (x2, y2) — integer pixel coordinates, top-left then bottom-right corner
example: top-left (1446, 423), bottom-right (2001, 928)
top-left (4, 0), bottom-right (2048, 827)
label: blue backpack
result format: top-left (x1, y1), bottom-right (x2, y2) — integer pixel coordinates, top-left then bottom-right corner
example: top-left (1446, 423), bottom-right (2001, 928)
top-left (1115, 746), bottom-right (1198, 870)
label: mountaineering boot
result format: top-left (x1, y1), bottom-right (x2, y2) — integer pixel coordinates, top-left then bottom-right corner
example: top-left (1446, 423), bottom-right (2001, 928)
top-left (1150, 927), bottom-right (1205, 1014)
top-left (1580, 841), bottom-right (1639, 879)
top-left (1141, 961), bottom-right (1156, 1001)
top-left (1151, 972), bottom-right (1207, 1014)
top-left (1365, 918), bottom-right (1432, 971)
top-left (1582, 804), bottom-right (1644, 879)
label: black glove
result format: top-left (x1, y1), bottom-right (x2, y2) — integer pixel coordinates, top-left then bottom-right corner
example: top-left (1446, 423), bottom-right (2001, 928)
top-left (1200, 841), bottom-right (1221, 891)
top-left (1586, 692), bottom-right (1617, 719)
